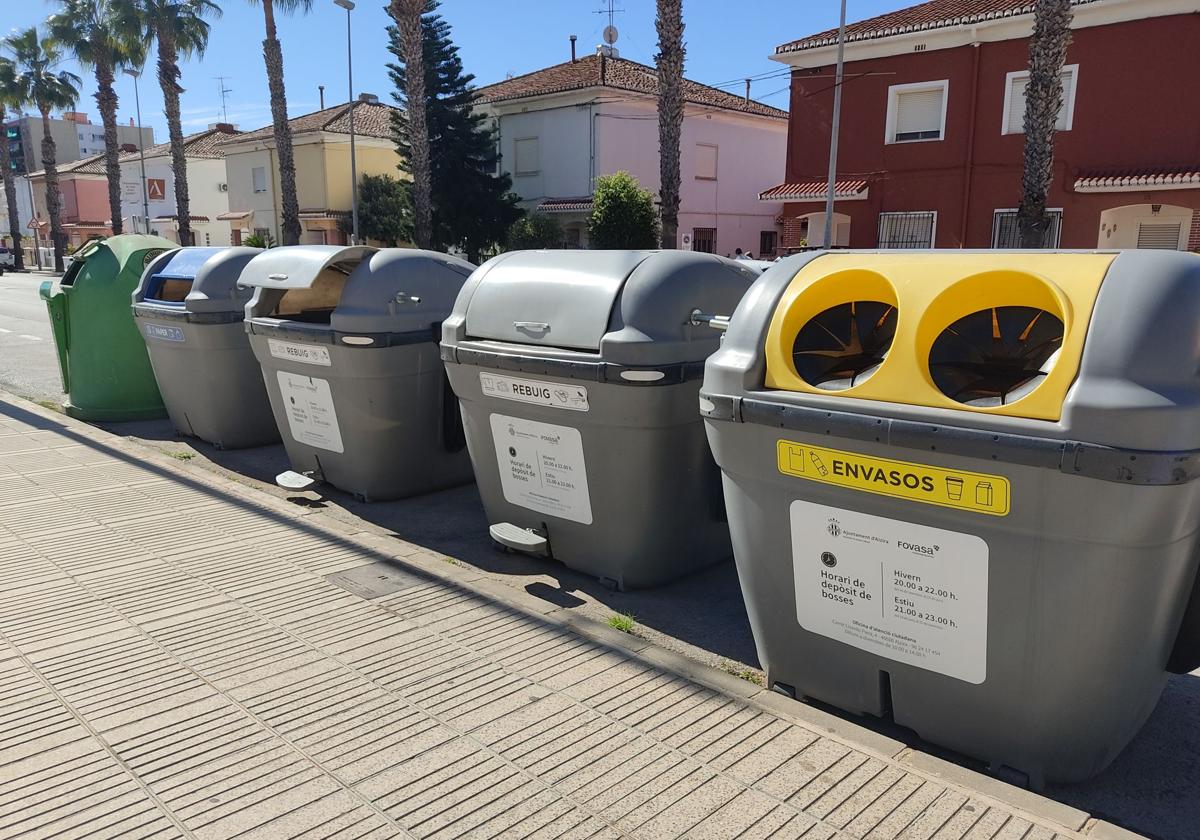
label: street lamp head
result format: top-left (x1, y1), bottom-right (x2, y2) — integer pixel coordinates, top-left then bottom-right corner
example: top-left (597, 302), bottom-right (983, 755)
top-left (123, 69), bottom-right (140, 79)
top-left (334, 0), bottom-right (355, 9)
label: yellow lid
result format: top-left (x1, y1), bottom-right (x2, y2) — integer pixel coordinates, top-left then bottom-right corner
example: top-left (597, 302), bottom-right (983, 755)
top-left (763, 253), bottom-right (1117, 421)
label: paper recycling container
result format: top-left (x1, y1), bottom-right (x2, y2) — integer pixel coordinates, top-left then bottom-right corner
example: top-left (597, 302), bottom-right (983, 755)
top-left (442, 250), bottom-right (759, 589)
top-left (132, 246), bottom-right (280, 449)
top-left (701, 249), bottom-right (1200, 785)
top-left (241, 245), bottom-right (475, 501)
top-left (39, 234), bottom-right (176, 421)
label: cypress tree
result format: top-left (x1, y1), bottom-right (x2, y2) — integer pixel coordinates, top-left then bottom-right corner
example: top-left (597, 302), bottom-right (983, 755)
top-left (388, 1), bottom-right (521, 263)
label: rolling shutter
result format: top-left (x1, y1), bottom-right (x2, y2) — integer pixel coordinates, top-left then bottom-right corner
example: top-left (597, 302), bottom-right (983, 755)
top-left (895, 88), bottom-right (944, 140)
top-left (1006, 70), bottom-right (1073, 134)
top-left (1136, 222), bottom-right (1183, 250)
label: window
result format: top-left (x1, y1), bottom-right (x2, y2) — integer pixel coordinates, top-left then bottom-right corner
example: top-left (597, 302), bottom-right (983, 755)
top-left (1136, 222), bottom-right (1184, 250)
top-left (885, 81), bottom-right (948, 143)
top-left (253, 227), bottom-right (270, 239)
top-left (759, 230), bottom-right (778, 258)
top-left (695, 144), bottom-right (718, 180)
top-left (1002, 65), bottom-right (1078, 134)
top-left (693, 227), bottom-right (716, 254)
top-left (514, 137), bottom-right (539, 176)
top-left (878, 211), bottom-right (937, 248)
top-left (252, 166), bottom-right (268, 194)
top-left (991, 209), bottom-right (1062, 248)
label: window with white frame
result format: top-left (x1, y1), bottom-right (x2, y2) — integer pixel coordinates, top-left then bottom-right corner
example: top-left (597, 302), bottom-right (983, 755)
top-left (878, 211), bottom-right (937, 248)
top-left (1002, 65), bottom-right (1078, 134)
top-left (251, 166), bottom-right (267, 194)
top-left (514, 137), bottom-right (539, 176)
top-left (885, 81), bottom-right (948, 144)
top-left (695, 144), bottom-right (718, 180)
top-left (992, 209), bottom-right (1063, 248)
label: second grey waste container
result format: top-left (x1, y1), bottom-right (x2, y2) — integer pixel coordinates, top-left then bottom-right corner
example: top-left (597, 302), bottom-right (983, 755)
top-left (241, 245), bottom-right (475, 501)
top-left (132, 246), bottom-right (279, 449)
top-left (702, 249), bottom-right (1200, 785)
top-left (442, 250), bottom-right (759, 589)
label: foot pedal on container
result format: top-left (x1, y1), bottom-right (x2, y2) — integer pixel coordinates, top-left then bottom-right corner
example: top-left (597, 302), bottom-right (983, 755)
top-left (489, 522), bottom-right (549, 556)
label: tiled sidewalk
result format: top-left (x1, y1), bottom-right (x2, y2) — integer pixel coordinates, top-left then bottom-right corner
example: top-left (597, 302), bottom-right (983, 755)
top-left (0, 398), bottom-right (1105, 840)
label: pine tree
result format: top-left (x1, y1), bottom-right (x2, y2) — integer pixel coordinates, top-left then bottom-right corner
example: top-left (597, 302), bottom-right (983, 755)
top-left (388, 0), bottom-right (521, 263)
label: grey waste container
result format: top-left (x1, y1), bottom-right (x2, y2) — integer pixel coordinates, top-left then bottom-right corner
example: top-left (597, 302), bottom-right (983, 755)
top-left (701, 249), bottom-right (1200, 785)
top-left (132, 246), bottom-right (280, 449)
top-left (241, 245), bottom-right (475, 501)
top-left (442, 250), bottom-right (759, 589)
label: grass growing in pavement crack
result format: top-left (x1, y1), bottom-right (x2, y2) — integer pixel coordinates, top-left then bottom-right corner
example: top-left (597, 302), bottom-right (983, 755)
top-left (35, 400), bottom-right (63, 414)
top-left (606, 612), bottom-right (637, 634)
top-left (167, 451), bottom-right (195, 461)
top-left (719, 660), bottom-right (765, 686)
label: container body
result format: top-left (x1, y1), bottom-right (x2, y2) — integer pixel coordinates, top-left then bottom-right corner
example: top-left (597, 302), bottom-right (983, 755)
top-left (249, 326), bottom-right (472, 501)
top-left (707, 418), bottom-right (1200, 784)
top-left (39, 236), bottom-right (174, 421)
top-left (447, 360), bottom-right (730, 589)
top-left (134, 311), bottom-right (280, 448)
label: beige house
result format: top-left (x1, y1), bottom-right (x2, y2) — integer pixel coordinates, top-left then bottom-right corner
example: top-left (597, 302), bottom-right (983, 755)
top-left (218, 99), bottom-right (402, 245)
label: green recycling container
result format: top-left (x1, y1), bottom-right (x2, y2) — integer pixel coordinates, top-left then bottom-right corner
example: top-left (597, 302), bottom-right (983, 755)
top-left (39, 234), bottom-right (176, 421)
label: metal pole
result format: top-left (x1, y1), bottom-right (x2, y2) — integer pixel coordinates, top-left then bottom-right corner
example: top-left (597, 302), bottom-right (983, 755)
top-left (26, 176), bottom-right (41, 270)
top-left (126, 70), bottom-right (149, 234)
top-left (346, 4), bottom-right (359, 245)
top-left (823, 0), bottom-right (847, 250)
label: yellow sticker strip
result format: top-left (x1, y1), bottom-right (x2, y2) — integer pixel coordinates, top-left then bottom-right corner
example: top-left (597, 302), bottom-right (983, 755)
top-left (777, 440), bottom-right (1011, 516)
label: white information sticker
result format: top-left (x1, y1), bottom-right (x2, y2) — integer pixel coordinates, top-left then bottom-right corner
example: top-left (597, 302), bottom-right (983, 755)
top-left (268, 338), bottom-right (332, 367)
top-left (490, 413), bottom-right (592, 524)
top-left (276, 372), bottom-right (344, 453)
top-left (480, 372), bottom-right (589, 412)
top-left (791, 500), bottom-right (988, 684)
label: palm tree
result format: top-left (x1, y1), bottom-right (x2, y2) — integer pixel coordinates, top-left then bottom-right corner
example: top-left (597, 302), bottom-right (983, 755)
top-left (137, 0), bottom-right (219, 246)
top-left (655, 0), bottom-right (685, 249)
top-left (245, 0), bottom-right (310, 246)
top-left (0, 59), bottom-right (26, 271)
top-left (390, 0), bottom-right (431, 249)
top-left (1017, 0), bottom-right (1074, 248)
top-left (4, 29), bottom-right (80, 272)
top-left (48, 0), bottom-right (145, 236)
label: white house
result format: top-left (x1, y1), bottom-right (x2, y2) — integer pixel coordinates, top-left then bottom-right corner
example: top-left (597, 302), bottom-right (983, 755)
top-left (119, 124), bottom-right (240, 246)
top-left (475, 48), bottom-right (788, 255)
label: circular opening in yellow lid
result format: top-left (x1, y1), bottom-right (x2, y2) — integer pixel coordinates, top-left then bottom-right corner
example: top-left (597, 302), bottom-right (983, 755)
top-left (792, 301), bottom-right (898, 390)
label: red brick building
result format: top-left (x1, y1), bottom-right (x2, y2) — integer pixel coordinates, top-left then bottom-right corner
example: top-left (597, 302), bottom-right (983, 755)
top-left (766, 0), bottom-right (1200, 251)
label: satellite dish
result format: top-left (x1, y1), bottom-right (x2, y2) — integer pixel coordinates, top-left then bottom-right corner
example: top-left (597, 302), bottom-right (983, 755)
top-left (603, 24), bottom-right (619, 45)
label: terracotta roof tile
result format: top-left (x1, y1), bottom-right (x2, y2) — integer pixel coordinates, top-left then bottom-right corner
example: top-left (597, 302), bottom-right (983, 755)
top-left (476, 54), bottom-right (787, 119)
top-left (121, 125), bottom-right (241, 162)
top-left (28, 152), bottom-right (107, 178)
top-left (222, 101), bottom-right (399, 146)
top-left (776, 0), bottom-right (1099, 55)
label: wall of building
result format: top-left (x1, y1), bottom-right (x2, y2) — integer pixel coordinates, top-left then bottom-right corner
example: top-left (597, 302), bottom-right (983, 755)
top-left (6, 115), bottom-right (153, 174)
top-left (596, 98), bottom-right (787, 255)
top-left (781, 12), bottom-right (1200, 249)
top-left (490, 100), bottom-right (595, 203)
top-left (224, 145), bottom-right (281, 241)
top-left (322, 140), bottom-right (403, 210)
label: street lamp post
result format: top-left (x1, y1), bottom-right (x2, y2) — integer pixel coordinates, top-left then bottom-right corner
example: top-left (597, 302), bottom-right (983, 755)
top-left (123, 68), bottom-right (150, 234)
top-left (822, 0), bottom-right (848, 249)
top-left (334, 0), bottom-right (359, 246)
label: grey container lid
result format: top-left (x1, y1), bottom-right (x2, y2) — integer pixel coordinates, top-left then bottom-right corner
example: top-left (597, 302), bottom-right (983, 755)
top-left (333, 248), bottom-right (475, 335)
top-left (133, 246), bottom-right (263, 314)
top-left (237, 245), bottom-right (377, 291)
top-left (445, 250), bottom-right (760, 366)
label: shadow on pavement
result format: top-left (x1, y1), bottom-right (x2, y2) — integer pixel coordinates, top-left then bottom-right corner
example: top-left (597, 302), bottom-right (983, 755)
top-left (83, 410), bottom-right (1200, 840)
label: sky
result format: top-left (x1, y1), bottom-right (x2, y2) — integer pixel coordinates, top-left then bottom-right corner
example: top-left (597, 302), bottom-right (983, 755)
top-left (3, 0), bottom-right (909, 143)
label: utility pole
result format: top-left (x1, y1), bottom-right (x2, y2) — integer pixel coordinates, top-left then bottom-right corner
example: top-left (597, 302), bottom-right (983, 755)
top-left (334, 0), bottom-right (359, 244)
top-left (823, 0), bottom-right (848, 249)
top-left (123, 68), bottom-right (150, 234)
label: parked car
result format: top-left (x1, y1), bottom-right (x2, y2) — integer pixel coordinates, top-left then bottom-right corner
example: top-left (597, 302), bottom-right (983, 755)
top-left (0, 247), bottom-right (14, 275)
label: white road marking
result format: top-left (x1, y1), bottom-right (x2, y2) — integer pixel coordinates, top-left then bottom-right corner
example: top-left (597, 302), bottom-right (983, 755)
top-left (0, 328), bottom-right (9, 333)
top-left (18, 335), bottom-right (41, 341)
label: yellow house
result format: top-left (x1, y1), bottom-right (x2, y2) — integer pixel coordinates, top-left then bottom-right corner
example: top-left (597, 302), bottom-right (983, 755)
top-left (217, 98), bottom-right (403, 245)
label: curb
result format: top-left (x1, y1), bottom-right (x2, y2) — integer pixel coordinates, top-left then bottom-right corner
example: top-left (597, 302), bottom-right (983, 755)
top-left (4, 393), bottom-right (1148, 840)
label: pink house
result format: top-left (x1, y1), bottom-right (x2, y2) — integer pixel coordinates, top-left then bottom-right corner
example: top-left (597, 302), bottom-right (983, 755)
top-left (27, 153), bottom-right (113, 249)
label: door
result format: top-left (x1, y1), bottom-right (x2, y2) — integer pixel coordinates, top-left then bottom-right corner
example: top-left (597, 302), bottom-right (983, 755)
top-left (693, 227), bottom-right (716, 254)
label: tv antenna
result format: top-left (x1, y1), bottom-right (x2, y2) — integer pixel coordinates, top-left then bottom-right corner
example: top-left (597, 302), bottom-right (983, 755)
top-left (215, 76), bottom-right (233, 123)
top-left (594, 1), bottom-right (623, 45)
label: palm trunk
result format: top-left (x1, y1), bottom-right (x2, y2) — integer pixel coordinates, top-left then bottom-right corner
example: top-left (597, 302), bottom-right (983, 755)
top-left (155, 32), bottom-right (191, 245)
top-left (40, 109), bottom-right (64, 273)
top-left (1017, 0), bottom-right (1073, 249)
top-left (655, 0), bottom-right (685, 250)
top-left (94, 53), bottom-right (123, 235)
top-left (393, 0), bottom-right (431, 249)
top-left (0, 105), bottom-right (24, 271)
top-left (262, 0), bottom-right (301, 246)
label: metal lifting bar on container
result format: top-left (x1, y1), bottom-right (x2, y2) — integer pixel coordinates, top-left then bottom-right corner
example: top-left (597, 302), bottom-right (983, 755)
top-left (701, 249), bottom-right (1200, 787)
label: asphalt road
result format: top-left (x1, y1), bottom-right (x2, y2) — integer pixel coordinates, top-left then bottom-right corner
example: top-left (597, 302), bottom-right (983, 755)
top-left (0, 270), bottom-right (64, 406)
top-left (0, 268), bottom-right (1195, 838)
